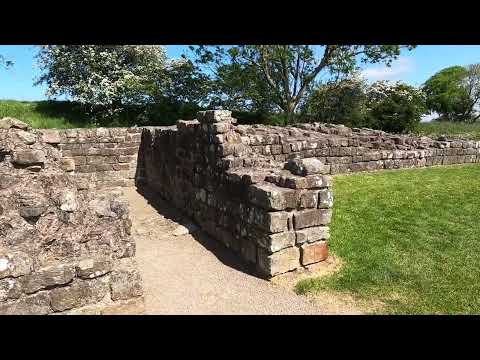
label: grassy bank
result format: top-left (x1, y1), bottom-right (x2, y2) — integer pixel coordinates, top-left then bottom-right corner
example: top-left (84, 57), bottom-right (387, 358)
top-left (415, 121), bottom-right (480, 140)
top-left (296, 164), bottom-right (480, 314)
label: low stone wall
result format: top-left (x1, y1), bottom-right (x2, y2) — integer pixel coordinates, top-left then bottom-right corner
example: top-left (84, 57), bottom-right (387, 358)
top-left (236, 123), bottom-right (480, 174)
top-left (140, 111), bottom-right (334, 278)
top-left (0, 119), bottom-right (144, 315)
top-left (140, 110), bottom-right (480, 278)
top-left (38, 126), bottom-right (172, 189)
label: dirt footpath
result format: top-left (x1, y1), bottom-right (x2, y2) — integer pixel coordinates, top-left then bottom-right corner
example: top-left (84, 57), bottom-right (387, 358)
top-left (123, 186), bottom-right (365, 315)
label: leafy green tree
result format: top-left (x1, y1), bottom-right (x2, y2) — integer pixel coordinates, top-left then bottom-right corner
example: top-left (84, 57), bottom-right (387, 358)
top-left (461, 64), bottom-right (480, 122)
top-left (190, 45), bottom-right (416, 122)
top-left (301, 73), bottom-right (369, 127)
top-left (423, 66), bottom-right (471, 122)
top-left (35, 45), bottom-right (168, 118)
top-left (365, 81), bottom-right (427, 133)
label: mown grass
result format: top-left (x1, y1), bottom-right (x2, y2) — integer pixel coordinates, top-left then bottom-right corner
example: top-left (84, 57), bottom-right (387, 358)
top-left (415, 121), bottom-right (480, 140)
top-left (295, 164), bottom-right (480, 315)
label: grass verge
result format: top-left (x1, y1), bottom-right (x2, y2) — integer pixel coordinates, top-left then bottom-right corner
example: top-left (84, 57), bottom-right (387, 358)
top-left (295, 164), bottom-right (480, 314)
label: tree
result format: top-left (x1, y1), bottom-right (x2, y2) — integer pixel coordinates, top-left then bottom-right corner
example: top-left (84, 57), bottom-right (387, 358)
top-left (35, 45), bottom-right (167, 117)
top-left (190, 45), bottom-right (416, 121)
top-left (301, 72), bottom-right (369, 127)
top-left (0, 54), bottom-right (13, 69)
top-left (365, 81), bottom-right (426, 133)
top-left (423, 66), bottom-right (471, 122)
top-left (461, 64), bottom-right (480, 122)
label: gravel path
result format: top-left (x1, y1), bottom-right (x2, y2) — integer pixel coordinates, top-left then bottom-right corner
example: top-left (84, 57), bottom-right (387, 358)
top-left (123, 186), bottom-right (360, 315)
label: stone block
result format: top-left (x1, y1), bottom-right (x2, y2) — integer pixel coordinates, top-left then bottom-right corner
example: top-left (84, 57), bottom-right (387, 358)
top-left (295, 226), bottom-right (330, 244)
top-left (59, 158), bottom-right (75, 172)
top-left (257, 246), bottom-right (300, 277)
top-left (110, 259), bottom-right (143, 301)
top-left (286, 157), bottom-right (330, 176)
top-left (299, 190), bottom-right (319, 208)
top-left (21, 264), bottom-right (76, 294)
top-left (0, 251), bottom-right (34, 279)
top-left (293, 209), bottom-right (332, 229)
top-left (257, 231), bottom-right (296, 253)
top-left (41, 130), bottom-right (62, 144)
top-left (49, 278), bottom-right (109, 312)
top-left (317, 189), bottom-right (333, 209)
top-left (253, 208), bottom-right (290, 233)
top-left (248, 183), bottom-right (297, 211)
top-left (76, 258), bottom-right (114, 279)
top-left (12, 150), bottom-right (45, 166)
top-left (300, 241), bottom-right (328, 265)
top-left (0, 291), bottom-right (52, 315)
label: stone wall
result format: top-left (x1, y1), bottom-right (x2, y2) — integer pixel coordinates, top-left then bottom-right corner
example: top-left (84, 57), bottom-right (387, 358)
top-left (139, 110), bottom-right (480, 278)
top-left (236, 123), bottom-right (480, 174)
top-left (0, 119), bottom-right (144, 315)
top-left (39, 126), bottom-right (172, 189)
top-left (140, 111), bottom-right (334, 278)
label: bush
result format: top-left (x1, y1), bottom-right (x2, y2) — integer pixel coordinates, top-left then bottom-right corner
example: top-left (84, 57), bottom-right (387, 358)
top-left (364, 81), bottom-right (427, 133)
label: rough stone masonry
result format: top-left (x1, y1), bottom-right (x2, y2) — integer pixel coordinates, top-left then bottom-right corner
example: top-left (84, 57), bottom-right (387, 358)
top-left (1, 109), bottom-right (479, 314)
top-left (0, 118), bottom-right (144, 315)
top-left (138, 110), bottom-right (480, 278)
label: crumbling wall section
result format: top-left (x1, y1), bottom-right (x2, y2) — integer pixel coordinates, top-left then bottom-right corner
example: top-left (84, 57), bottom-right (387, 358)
top-left (0, 119), bottom-right (144, 315)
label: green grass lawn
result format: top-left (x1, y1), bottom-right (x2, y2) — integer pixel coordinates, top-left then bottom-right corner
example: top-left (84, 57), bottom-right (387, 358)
top-left (296, 164), bottom-right (480, 314)
top-left (0, 99), bottom-right (93, 129)
top-left (416, 121), bottom-right (480, 140)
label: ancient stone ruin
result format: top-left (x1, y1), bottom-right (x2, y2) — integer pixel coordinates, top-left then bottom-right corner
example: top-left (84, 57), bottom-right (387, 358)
top-left (0, 119), bottom-right (143, 314)
top-left (1, 110), bottom-right (479, 314)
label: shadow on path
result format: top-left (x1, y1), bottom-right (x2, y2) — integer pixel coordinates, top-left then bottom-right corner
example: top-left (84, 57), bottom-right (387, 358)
top-left (134, 184), bottom-right (258, 278)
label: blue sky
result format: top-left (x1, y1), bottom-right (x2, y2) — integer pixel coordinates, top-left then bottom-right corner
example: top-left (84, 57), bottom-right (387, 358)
top-left (1, 45), bottom-right (480, 101)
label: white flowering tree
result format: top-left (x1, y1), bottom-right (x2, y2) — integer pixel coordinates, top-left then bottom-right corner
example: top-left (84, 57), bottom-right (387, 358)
top-left (35, 45), bottom-right (168, 117)
top-left (365, 80), bottom-right (427, 133)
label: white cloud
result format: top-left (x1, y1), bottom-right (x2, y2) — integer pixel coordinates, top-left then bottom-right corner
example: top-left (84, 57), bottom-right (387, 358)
top-left (360, 56), bottom-right (414, 82)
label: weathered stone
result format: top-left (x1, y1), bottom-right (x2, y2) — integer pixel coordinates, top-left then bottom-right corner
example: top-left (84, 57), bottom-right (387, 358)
top-left (0, 291), bottom-right (52, 315)
top-left (0, 117), bottom-right (29, 130)
top-left (293, 209), bottom-right (332, 229)
top-left (257, 231), bottom-right (296, 253)
top-left (318, 189), bottom-right (334, 209)
top-left (300, 241), bottom-right (328, 265)
top-left (295, 226), bottom-right (330, 244)
top-left (254, 209), bottom-right (290, 233)
top-left (21, 264), bottom-right (76, 294)
top-left (299, 190), bottom-right (319, 208)
top-left (257, 246), bottom-right (300, 277)
top-left (286, 157), bottom-right (330, 176)
top-left (49, 278), bottom-right (109, 312)
top-left (41, 129), bottom-right (62, 144)
top-left (110, 259), bottom-right (143, 301)
top-left (12, 150), bottom-right (45, 166)
top-left (59, 158), bottom-right (75, 172)
top-left (172, 222), bottom-right (199, 236)
top-left (0, 251), bottom-right (34, 279)
top-left (0, 278), bottom-right (22, 302)
top-left (19, 205), bottom-right (46, 219)
top-left (76, 258), bottom-right (114, 279)
top-left (16, 130), bottom-right (36, 145)
top-left (59, 191), bottom-right (78, 212)
top-left (248, 183), bottom-right (297, 211)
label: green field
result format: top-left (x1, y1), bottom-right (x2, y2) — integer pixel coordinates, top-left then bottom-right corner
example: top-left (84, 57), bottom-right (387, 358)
top-left (296, 164), bottom-right (480, 314)
top-left (415, 121), bottom-right (480, 140)
top-left (0, 99), bottom-right (93, 129)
